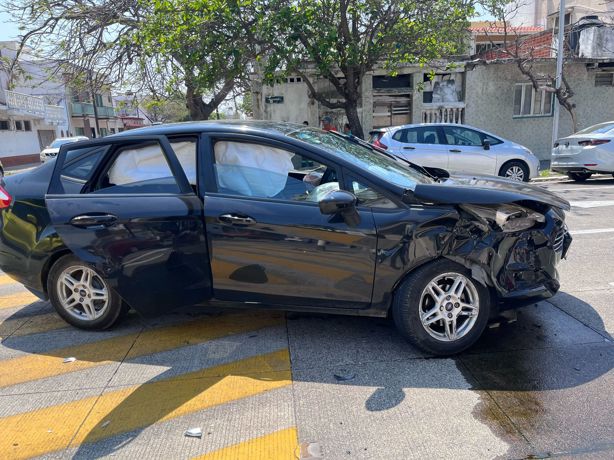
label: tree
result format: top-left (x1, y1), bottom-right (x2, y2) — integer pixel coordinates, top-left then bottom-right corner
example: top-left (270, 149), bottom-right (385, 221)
top-left (1, 0), bottom-right (259, 121)
top-left (478, 0), bottom-right (579, 132)
top-left (262, 0), bottom-right (476, 138)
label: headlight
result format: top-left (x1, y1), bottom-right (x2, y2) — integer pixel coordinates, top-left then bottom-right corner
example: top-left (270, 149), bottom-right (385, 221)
top-left (463, 204), bottom-right (545, 233)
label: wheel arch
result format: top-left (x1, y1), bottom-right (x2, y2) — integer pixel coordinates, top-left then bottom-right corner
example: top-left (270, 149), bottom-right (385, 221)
top-left (41, 247), bottom-right (73, 296)
top-left (498, 158), bottom-right (529, 177)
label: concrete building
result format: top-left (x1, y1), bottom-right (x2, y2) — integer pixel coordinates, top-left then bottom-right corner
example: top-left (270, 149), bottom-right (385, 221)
top-left (0, 41), bottom-right (70, 166)
top-left (68, 85), bottom-right (123, 138)
top-left (507, 0), bottom-right (614, 28)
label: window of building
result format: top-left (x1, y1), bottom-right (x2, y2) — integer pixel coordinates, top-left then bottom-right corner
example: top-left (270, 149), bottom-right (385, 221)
top-left (475, 42), bottom-right (504, 55)
top-left (23, 120), bottom-right (32, 131)
top-left (99, 128), bottom-right (108, 137)
top-left (595, 73), bottom-right (614, 86)
top-left (75, 127), bottom-right (85, 136)
top-left (513, 83), bottom-right (553, 117)
top-left (0, 120), bottom-right (9, 130)
top-left (14, 120), bottom-right (23, 131)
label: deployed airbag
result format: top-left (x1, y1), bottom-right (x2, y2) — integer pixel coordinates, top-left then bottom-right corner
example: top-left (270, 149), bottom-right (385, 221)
top-left (214, 141), bottom-right (294, 197)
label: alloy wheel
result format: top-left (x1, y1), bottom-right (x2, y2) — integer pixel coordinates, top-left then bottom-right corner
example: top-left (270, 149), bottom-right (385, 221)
top-left (505, 165), bottom-right (525, 181)
top-left (418, 272), bottom-right (480, 342)
top-left (56, 265), bottom-right (109, 321)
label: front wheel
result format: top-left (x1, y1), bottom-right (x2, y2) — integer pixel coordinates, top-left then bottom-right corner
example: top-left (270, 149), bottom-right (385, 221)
top-left (500, 160), bottom-right (530, 182)
top-left (567, 172), bottom-right (592, 182)
top-left (392, 260), bottom-right (491, 356)
top-left (47, 255), bottom-right (127, 330)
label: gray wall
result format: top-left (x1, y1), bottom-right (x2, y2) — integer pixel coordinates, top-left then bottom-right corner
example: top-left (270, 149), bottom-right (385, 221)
top-left (465, 61), bottom-right (614, 161)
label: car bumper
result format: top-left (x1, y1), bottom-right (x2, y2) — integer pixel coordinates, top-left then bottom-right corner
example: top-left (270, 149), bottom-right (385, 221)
top-left (551, 147), bottom-right (614, 174)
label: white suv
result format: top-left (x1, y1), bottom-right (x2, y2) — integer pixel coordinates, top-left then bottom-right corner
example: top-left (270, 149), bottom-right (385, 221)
top-left (369, 123), bottom-right (539, 182)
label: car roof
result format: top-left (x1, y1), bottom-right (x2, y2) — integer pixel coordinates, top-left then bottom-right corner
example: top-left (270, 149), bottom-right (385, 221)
top-left (370, 123), bottom-right (505, 140)
top-left (110, 120), bottom-right (307, 141)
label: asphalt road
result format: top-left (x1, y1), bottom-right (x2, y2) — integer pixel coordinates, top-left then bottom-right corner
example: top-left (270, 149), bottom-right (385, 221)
top-left (0, 177), bottom-right (612, 459)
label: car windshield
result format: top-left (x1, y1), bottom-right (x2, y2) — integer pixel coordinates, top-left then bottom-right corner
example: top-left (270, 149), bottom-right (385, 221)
top-left (575, 122), bottom-right (614, 135)
top-left (287, 128), bottom-right (433, 190)
top-left (50, 139), bottom-right (78, 148)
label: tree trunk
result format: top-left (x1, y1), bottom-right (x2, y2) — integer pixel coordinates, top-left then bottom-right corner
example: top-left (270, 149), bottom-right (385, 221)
top-left (345, 99), bottom-right (364, 139)
top-left (186, 84), bottom-right (215, 120)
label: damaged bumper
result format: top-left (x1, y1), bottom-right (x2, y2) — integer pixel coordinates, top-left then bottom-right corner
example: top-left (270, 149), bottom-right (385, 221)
top-left (450, 208), bottom-right (571, 309)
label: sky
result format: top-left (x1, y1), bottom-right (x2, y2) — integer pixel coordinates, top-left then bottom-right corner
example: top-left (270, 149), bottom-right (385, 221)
top-left (0, 10), bottom-right (21, 41)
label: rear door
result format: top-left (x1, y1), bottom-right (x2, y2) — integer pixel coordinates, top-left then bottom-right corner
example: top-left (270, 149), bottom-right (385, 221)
top-left (442, 126), bottom-right (497, 175)
top-left (45, 135), bottom-right (212, 316)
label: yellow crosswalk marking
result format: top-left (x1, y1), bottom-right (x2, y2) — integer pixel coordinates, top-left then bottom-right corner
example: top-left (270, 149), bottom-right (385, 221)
top-left (0, 312), bottom-right (66, 339)
top-left (0, 350), bottom-right (291, 460)
top-left (0, 312), bottom-right (284, 388)
top-left (193, 427), bottom-right (298, 460)
top-left (0, 292), bottom-right (40, 310)
top-left (0, 274), bottom-right (18, 286)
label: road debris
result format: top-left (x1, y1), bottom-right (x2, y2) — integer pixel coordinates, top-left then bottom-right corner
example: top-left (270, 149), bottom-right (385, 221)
top-left (296, 441), bottom-right (322, 459)
top-left (62, 357), bottom-right (77, 363)
top-left (333, 371), bottom-right (356, 381)
top-left (101, 421), bottom-right (111, 428)
top-left (184, 427), bottom-right (203, 438)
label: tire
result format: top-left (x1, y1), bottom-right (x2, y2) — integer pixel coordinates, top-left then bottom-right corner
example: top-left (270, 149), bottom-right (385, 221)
top-left (392, 259), bottom-right (491, 356)
top-left (567, 172), bottom-right (592, 182)
top-left (499, 160), bottom-right (530, 182)
top-left (47, 254), bottom-right (126, 330)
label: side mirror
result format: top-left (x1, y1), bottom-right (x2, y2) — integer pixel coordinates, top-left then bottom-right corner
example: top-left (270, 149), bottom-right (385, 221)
top-left (318, 189), bottom-right (356, 215)
top-left (482, 139), bottom-right (491, 151)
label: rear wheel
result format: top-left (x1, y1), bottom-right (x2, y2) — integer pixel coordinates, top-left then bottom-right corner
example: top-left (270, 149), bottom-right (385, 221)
top-left (392, 260), bottom-right (491, 356)
top-left (499, 160), bottom-right (529, 182)
top-left (567, 172), bottom-right (592, 182)
top-left (47, 255), bottom-right (126, 330)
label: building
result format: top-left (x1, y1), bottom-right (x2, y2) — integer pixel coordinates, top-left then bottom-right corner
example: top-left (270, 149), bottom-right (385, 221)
top-left (68, 84), bottom-right (123, 138)
top-left (507, 0), bottom-right (614, 28)
top-left (0, 41), bottom-right (70, 166)
top-left (252, 16), bottom-right (614, 165)
top-left (112, 95), bottom-right (150, 132)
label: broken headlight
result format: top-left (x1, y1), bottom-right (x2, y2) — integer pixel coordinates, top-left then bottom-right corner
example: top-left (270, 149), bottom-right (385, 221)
top-left (464, 204), bottom-right (545, 233)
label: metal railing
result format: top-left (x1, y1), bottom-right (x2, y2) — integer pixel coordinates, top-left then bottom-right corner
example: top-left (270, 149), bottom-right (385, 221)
top-left (5, 90), bottom-right (66, 124)
top-left (71, 102), bottom-right (116, 117)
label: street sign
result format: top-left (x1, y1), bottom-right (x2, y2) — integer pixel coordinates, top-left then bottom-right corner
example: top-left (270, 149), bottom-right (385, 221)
top-left (265, 96), bottom-right (284, 104)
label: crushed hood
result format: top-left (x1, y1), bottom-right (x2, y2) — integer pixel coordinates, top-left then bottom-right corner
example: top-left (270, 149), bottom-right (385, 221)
top-left (413, 175), bottom-right (570, 211)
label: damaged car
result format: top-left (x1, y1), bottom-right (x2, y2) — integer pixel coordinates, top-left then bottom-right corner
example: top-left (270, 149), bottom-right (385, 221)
top-left (0, 121), bottom-right (571, 355)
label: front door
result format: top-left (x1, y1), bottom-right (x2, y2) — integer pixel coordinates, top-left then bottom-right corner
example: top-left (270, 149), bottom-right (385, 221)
top-left (45, 135), bottom-right (212, 316)
top-left (442, 126), bottom-right (497, 175)
top-left (202, 135), bottom-right (377, 308)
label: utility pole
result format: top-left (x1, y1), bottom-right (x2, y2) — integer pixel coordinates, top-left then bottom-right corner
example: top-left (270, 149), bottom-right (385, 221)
top-left (551, 0), bottom-right (566, 151)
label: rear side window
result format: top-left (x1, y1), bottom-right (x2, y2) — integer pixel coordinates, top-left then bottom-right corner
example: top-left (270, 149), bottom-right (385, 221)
top-left (92, 141), bottom-right (180, 194)
top-left (58, 146), bottom-right (108, 194)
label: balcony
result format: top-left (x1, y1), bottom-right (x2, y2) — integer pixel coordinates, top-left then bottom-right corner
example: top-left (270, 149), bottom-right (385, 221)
top-left (421, 102), bottom-right (465, 124)
top-left (71, 102), bottom-right (116, 118)
top-left (5, 90), bottom-right (65, 124)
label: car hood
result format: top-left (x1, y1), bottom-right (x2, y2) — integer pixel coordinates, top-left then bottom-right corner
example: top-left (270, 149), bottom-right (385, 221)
top-left (41, 148), bottom-right (60, 154)
top-left (413, 174), bottom-right (570, 211)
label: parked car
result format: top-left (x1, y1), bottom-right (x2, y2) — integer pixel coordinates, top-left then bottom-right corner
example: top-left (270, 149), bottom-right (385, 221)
top-left (369, 123), bottom-right (539, 182)
top-left (39, 136), bottom-right (89, 162)
top-left (551, 121), bottom-right (614, 181)
top-left (0, 121), bottom-right (571, 355)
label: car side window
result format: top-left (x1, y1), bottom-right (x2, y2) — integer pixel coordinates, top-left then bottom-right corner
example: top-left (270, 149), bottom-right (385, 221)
top-left (91, 141), bottom-right (181, 194)
top-left (59, 146), bottom-right (108, 194)
top-left (350, 179), bottom-right (398, 209)
top-left (212, 141), bottom-right (339, 202)
top-left (416, 127), bottom-right (440, 144)
top-left (443, 127), bottom-right (482, 146)
top-left (392, 129), bottom-right (419, 144)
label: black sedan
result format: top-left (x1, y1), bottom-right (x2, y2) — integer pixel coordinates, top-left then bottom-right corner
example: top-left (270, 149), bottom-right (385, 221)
top-left (0, 121), bottom-right (571, 355)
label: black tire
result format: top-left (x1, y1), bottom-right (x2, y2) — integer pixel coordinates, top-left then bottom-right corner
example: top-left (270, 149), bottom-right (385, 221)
top-left (567, 172), bottom-right (592, 182)
top-left (47, 254), bottom-right (126, 330)
top-left (499, 160), bottom-right (530, 182)
top-left (392, 259), bottom-right (491, 356)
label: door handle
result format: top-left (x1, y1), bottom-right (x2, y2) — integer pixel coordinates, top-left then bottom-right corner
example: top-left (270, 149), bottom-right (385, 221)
top-left (219, 214), bottom-right (256, 225)
top-left (449, 149), bottom-right (462, 153)
top-left (70, 214), bottom-right (118, 229)
top-left (403, 146), bottom-right (415, 150)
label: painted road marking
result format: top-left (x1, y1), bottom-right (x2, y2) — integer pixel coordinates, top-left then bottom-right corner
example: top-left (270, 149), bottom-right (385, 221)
top-left (193, 427), bottom-right (298, 460)
top-left (0, 312), bottom-right (67, 339)
top-left (570, 228), bottom-right (614, 235)
top-left (0, 312), bottom-right (283, 388)
top-left (0, 291), bottom-right (40, 310)
top-left (0, 275), bottom-right (19, 286)
top-left (570, 200), bottom-right (614, 208)
top-left (0, 350), bottom-right (291, 460)
top-left (546, 185), bottom-right (614, 192)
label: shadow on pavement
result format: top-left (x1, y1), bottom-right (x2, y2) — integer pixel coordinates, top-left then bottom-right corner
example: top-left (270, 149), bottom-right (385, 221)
top-left (1, 291), bottom-right (612, 458)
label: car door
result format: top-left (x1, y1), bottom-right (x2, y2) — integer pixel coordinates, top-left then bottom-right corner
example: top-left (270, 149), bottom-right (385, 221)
top-left (442, 126), bottom-right (497, 175)
top-left (201, 134), bottom-right (377, 309)
top-left (392, 126), bottom-right (449, 169)
top-left (45, 135), bottom-right (212, 316)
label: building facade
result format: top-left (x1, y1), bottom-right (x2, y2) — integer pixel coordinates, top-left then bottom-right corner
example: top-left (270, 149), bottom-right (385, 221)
top-left (0, 41), bottom-right (70, 166)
